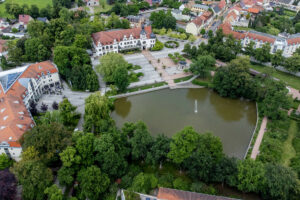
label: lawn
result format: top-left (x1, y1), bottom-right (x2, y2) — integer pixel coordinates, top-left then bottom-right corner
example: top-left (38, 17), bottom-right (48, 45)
top-left (0, 0), bottom-right (52, 18)
top-left (281, 120), bottom-right (297, 167)
top-left (233, 26), bottom-right (253, 31)
top-left (93, 0), bottom-right (112, 13)
top-left (250, 64), bottom-right (300, 90)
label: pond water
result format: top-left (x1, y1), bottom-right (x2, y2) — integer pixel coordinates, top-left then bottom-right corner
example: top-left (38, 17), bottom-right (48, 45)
top-left (111, 88), bottom-right (257, 159)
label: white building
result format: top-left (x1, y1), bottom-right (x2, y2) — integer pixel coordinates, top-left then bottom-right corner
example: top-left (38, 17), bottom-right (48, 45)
top-left (0, 61), bottom-right (61, 161)
top-left (171, 9), bottom-right (191, 21)
top-left (92, 25), bottom-right (156, 57)
top-left (85, 0), bottom-right (99, 6)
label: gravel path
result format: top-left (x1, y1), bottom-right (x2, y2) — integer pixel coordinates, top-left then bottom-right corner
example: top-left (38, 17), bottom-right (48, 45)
top-left (250, 116), bottom-right (268, 160)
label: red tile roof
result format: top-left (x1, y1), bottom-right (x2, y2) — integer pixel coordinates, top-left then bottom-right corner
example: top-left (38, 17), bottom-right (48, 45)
top-left (219, 23), bottom-right (246, 39)
top-left (157, 188), bottom-right (239, 200)
top-left (92, 26), bottom-right (153, 46)
top-left (18, 14), bottom-right (32, 25)
top-left (247, 7), bottom-right (259, 13)
top-left (287, 37), bottom-right (300, 45)
top-left (8, 141), bottom-right (21, 148)
top-left (246, 32), bottom-right (275, 43)
top-left (0, 61), bottom-right (58, 143)
top-left (192, 11), bottom-right (212, 27)
top-left (218, 0), bottom-right (226, 10)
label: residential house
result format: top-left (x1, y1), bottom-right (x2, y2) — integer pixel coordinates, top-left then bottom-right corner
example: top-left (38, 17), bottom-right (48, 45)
top-left (186, 11), bottom-right (213, 35)
top-left (37, 17), bottom-right (49, 23)
top-left (0, 61), bottom-right (61, 161)
top-left (18, 14), bottom-right (33, 28)
top-left (127, 15), bottom-right (145, 28)
top-left (157, 187), bottom-right (240, 200)
top-left (191, 4), bottom-right (210, 13)
top-left (171, 9), bottom-right (191, 21)
top-left (92, 25), bottom-right (156, 56)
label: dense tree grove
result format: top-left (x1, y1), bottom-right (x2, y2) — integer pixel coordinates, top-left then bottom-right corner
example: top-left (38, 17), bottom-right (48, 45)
top-left (213, 56), bottom-right (291, 120)
top-left (0, 169), bottom-right (17, 200)
top-left (150, 10), bottom-right (177, 30)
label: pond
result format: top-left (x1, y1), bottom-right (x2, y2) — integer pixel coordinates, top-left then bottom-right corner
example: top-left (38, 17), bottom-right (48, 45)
top-left (111, 88), bottom-right (257, 159)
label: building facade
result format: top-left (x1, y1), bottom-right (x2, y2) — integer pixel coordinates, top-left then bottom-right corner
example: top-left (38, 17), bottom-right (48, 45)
top-left (92, 25), bottom-right (156, 56)
top-left (186, 11), bottom-right (213, 35)
top-left (0, 61), bottom-right (61, 161)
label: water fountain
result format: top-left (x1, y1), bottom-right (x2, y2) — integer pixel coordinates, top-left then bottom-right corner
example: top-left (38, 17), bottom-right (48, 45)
top-left (195, 99), bottom-right (198, 113)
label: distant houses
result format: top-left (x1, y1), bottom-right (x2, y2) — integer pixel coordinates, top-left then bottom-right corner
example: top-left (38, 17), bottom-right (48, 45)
top-left (186, 11), bottom-right (213, 35)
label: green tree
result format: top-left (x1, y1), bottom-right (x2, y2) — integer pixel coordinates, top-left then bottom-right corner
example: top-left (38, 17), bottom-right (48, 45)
top-left (94, 130), bottom-right (129, 178)
top-left (146, 134), bottom-right (171, 167)
top-left (113, 65), bottom-right (130, 92)
top-left (77, 165), bottom-right (110, 200)
top-left (74, 34), bottom-right (90, 49)
top-left (12, 160), bottom-right (53, 200)
top-left (182, 8), bottom-right (191, 15)
top-left (129, 121), bottom-right (153, 161)
top-left (173, 177), bottom-right (190, 190)
top-left (131, 173), bottom-right (158, 194)
top-left (84, 93), bottom-right (113, 133)
top-left (190, 55), bottom-right (215, 77)
top-left (244, 41), bottom-right (255, 56)
top-left (237, 159), bottom-right (265, 193)
top-left (97, 53), bottom-right (129, 83)
top-left (21, 122), bottom-right (72, 164)
top-left (25, 38), bottom-right (50, 62)
top-left (271, 50), bottom-right (284, 68)
top-left (262, 163), bottom-right (299, 200)
top-left (29, 4), bottom-right (39, 18)
top-left (213, 56), bottom-right (257, 100)
top-left (150, 10), bottom-right (176, 29)
top-left (58, 166), bottom-right (75, 186)
top-left (44, 184), bottom-right (63, 200)
top-left (0, 153), bottom-right (12, 170)
top-left (284, 53), bottom-right (300, 72)
top-left (200, 28), bottom-right (206, 35)
top-left (75, 133), bottom-right (95, 166)
top-left (59, 98), bottom-right (78, 127)
top-left (254, 43), bottom-right (271, 63)
top-left (27, 19), bottom-right (47, 35)
top-left (151, 39), bottom-right (164, 51)
top-left (59, 7), bottom-right (72, 22)
top-left (168, 126), bottom-right (200, 164)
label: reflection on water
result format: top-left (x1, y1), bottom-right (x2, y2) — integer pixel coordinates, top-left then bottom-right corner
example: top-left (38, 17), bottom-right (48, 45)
top-left (111, 88), bottom-right (257, 158)
top-left (114, 98), bottom-right (132, 118)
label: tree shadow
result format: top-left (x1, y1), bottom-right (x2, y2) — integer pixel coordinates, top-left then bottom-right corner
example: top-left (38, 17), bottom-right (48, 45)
top-left (114, 97), bottom-right (132, 119)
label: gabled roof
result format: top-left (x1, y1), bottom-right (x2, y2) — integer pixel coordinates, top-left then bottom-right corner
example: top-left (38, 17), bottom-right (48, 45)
top-left (218, 0), bottom-right (226, 10)
top-left (18, 14), bottom-right (32, 24)
top-left (247, 7), bottom-right (259, 13)
top-left (92, 26), bottom-right (153, 46)
top-left (157, 188), bottom-right (240, 200)
top-left (191, 11), bottom-right (213, 27)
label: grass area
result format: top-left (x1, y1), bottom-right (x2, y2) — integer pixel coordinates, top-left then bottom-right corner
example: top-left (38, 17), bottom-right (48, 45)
top-left (93, 0), bottom-right (112, 13)
top-left (192, 77), bottom-right (213, 87)
top-left (174, 75), bottom-right (193, 83)
top-left (281, 120), bottom-right (297, 167)
top-left (0, 0), bottom-right (52, 18)
top-left (250, 64), bottom-right (300, 90)
top-left (284, 9), bottom-right (297, 17)
top-left (126, 82), bottom-right (167, 93)
top-left (233, 26), bottom-right (253, 31)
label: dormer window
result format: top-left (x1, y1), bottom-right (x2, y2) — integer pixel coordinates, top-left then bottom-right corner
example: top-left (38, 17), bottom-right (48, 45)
top-left (13, 101), bottom-right (19, 104)
top-left (0, 108), bottom-right (5, 113)
top-left (0, 126), bottom-right (6, 130)
top-left (3, 116), bottom-right (8, 120)
top-left (38, 65), bottom-right (42, 70)
top-left (18, 111), bottom-right (24, 114)
top-left (16, 124), bottom-right (23, 129)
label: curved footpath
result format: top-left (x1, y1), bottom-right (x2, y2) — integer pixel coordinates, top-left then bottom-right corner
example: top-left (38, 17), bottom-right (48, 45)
top-left (250, 116), bottom-right (268, 160)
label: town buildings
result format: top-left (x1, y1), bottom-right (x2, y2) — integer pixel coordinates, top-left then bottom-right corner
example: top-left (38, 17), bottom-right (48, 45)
top-left (18, 14), bottom-right (33, 29)
top-left (0, 61), bottom-right (61, 161)
top-left (92, 25), bottom-right (156, 56)
top-left (219, 0), bottom-right (300, 57)
top-left (186, 11), bottom-right (213, 35)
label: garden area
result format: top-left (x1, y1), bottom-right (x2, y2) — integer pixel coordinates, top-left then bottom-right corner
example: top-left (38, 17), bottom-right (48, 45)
top-left (249, 8), bottom-right (299, 35)
top-left (93, 0), bottom-right (113, 14)
top-left (153, 28), bottom-right (197, 42)
top-left (168, 52), bottom-right (186, 64)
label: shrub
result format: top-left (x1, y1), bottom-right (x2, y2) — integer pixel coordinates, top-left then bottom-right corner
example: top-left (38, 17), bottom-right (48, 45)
top-left (158, 173), bottom-right (174, 188)
top-left (151, 40), bottom-right (164, 51)
top-left (173, 178), bottom-right (190, 191)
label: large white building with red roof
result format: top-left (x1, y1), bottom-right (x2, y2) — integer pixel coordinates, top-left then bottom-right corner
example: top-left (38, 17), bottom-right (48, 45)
top-left (92, 25), bottom-right (156, 56)
top-left (0, 61), bottom-right (60, 161)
